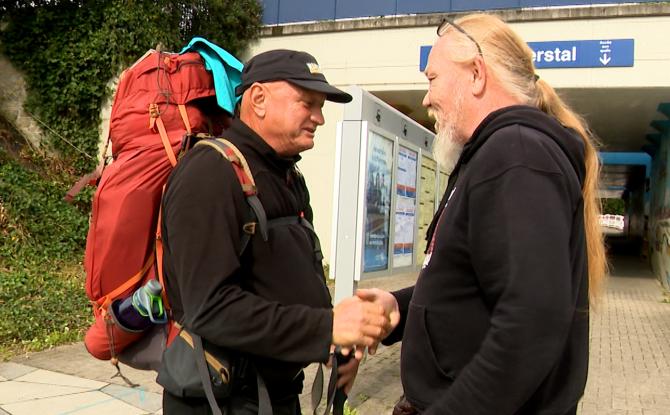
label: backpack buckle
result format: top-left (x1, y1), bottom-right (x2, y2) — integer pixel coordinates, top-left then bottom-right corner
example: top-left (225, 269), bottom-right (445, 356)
top-left (243, 222), bottom-right (257, 235)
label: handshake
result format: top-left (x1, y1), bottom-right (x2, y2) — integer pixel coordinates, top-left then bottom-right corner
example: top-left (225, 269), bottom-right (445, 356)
top-left (331, 288), bottom-right (400, 359)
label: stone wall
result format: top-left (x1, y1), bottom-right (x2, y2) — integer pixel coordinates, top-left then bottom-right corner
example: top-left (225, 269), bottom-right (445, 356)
top-left (0, 51), bottom-right (116, 162)
top-left (0, 55), bottom-right (45, 150)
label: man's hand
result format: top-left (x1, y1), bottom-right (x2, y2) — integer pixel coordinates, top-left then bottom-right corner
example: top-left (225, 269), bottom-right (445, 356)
top-left (356, 288), bottom-right (400, 354)
top-left (332, 296), bottom-right (389, 350)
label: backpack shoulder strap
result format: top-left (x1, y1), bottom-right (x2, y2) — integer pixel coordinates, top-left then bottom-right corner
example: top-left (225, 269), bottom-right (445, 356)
top-left (195, 138), bottom-right (256, 195)
top-left (194, 138), bottom-right (269, 244)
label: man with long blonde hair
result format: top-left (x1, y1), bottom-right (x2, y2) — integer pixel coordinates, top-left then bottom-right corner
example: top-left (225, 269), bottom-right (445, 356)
top-left (358, 14), bottom-right (607, 414)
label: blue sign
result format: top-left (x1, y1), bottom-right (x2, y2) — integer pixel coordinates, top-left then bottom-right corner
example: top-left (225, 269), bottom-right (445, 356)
top-left (529, 39), bottom-right (634, 68)
top-left (419, 45), bottom-right (431, 72)
top-left (419, 39), bottom-right (634, 71)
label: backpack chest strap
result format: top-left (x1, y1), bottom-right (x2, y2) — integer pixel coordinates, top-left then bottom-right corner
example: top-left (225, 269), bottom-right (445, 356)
top-left (194, 138), bottom-right (323, 261)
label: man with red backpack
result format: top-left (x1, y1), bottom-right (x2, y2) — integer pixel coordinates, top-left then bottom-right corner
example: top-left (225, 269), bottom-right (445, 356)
top-left (158, 49), bottom-right (394, 414)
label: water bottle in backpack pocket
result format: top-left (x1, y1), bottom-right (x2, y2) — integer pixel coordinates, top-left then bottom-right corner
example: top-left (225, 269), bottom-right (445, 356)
top-left (111, 279), bottom-right (168, 332)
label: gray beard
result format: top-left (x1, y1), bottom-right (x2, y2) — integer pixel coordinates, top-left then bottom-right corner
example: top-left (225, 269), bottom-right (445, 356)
top-left (432, 124), bottom-right (464, 175)
top-left (428, 89), bottom-right (465, 175)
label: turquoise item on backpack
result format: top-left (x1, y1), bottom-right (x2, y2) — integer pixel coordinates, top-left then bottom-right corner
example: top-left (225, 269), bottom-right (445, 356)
top-left (180, 37), bottom-right (243, 114)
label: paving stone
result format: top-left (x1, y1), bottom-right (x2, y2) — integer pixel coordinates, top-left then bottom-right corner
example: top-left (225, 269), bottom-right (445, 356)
top-left (14, 368), bottom-right (107, 390)
top-left (0, 363), bottom-right (35, 381)
top-left (579, 256), bottom-right (670, 415)
top-left (0, 390), bottom-right (146, 415)
top-left (11, 343), bottom-right (162, 393)
top-left (0, 380), bottom-right (91, 405)
top-left (101, 383), bottom-right (162, 413)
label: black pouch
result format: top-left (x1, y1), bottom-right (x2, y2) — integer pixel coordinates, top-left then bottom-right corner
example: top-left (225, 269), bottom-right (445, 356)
top-left (118, 324), bottom-right (168, 371)
top-left (157, 328), bottom-right (233, 401)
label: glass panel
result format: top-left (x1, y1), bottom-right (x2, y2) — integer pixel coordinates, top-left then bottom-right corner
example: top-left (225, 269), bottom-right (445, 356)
top-left (363, 131), bottom-right (394, 272)
top-left (393, 146), bottom-right (418, 268)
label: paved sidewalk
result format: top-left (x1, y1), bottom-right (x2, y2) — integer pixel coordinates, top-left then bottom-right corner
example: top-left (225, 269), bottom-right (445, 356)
top-left (577, 256), bottom-right (670, 415)
top-left (1, 257), bottom-right (669, 414)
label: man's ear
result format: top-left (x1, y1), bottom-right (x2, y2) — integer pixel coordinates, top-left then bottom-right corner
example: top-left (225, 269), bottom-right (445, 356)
top-left (248, 83), bottom-right (267, 118)
top-left (471, 55), bottom-right (486, 96)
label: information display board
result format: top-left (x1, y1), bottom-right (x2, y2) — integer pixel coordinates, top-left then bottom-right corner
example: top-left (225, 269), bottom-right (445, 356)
top-left (393, 146), bottom-right (418, 268)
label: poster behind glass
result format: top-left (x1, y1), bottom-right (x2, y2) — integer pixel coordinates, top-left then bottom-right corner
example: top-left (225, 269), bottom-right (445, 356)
top-left (363, 131), bottom-right (394, 272)
top-left (393, 146), bottom-right (418, 268)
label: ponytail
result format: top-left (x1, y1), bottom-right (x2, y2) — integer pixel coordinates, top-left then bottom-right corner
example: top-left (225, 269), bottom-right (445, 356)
top-left (454, 14), bottom-right (608, 304)
top-left (536, 79), bottom-right (608, 304)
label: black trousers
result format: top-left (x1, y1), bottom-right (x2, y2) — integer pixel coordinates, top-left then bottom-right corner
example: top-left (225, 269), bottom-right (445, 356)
top-left (163, 391), bottom-right (301, 415)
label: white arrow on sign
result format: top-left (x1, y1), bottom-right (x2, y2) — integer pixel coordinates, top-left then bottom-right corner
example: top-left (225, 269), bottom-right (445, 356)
top-left (600, 53), bottom-right (611, 65)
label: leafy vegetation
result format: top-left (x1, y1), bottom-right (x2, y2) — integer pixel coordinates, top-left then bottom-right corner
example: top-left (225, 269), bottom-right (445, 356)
top-left (0, 142), bottom-right (92, 358)
top-left (0, 0), bottom-right (262, 358)
top-left (602, 198), bottom-right (626, 216)
top-left (1, 0), bottom-right (262, 172)
top-left (344, 402), bottom-right (360, 415)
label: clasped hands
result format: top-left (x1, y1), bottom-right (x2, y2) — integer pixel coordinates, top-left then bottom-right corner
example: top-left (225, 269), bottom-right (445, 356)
top-left (329, 288), bottom-right (399, 393)
top-left (332, 288), bottom-right (400, 360)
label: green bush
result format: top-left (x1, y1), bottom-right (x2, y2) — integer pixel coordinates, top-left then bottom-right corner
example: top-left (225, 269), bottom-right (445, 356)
top-left (602, 198), bottom-right (626, 216)
top-left (0, 153), bottom-right (89, 262)
top-left (0, 267), bottom-right (91, 357)
top-left (0, 147), bottom-right (91, 358)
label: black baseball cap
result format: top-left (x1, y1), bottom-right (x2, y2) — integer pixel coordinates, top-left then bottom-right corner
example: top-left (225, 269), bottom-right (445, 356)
top-left (235, 49), bottom-right (353, 103)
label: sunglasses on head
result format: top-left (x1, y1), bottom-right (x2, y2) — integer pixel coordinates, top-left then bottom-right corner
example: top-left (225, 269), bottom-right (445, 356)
top-left (437, 17), bottom-right (483, 56)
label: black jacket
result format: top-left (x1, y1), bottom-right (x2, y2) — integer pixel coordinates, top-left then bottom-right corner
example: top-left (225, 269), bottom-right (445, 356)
top-left (385, 106), bottom-right (589, 414)
top-left (161, 119), bottom-right (333, 398)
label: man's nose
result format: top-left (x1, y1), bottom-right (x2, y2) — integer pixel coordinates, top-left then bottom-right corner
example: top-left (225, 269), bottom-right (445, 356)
top-left (421, 92), bottom-right (430, 108)
top-left (312, 108), bottom-right (325, 126)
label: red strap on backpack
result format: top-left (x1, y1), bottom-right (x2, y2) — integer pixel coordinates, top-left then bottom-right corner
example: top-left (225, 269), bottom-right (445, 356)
top-left (92, 253), bottom-right (155, 315)
top-left (195, 138), bottom-right (257, 196)
top-left (155, 191), bottom-right (171, 313)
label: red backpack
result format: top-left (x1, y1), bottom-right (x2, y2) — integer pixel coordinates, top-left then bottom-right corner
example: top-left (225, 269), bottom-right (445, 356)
top-left (79, 48), bottom-right (236, 367)
top-left (75, 46), bottom-right (346, 415)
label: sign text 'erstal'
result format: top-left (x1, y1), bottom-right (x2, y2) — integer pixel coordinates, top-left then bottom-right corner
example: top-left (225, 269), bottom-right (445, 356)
top-left (419, 39), bottom-right (634, 71)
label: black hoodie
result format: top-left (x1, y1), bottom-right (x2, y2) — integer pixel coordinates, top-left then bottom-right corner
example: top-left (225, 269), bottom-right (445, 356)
top-left (386, 106), bottom-right (589, 415)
